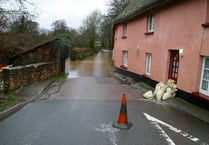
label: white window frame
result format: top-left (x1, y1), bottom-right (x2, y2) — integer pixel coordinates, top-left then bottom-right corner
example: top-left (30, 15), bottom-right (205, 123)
top-left (199, 57), bottom-right (209, 96)
top-left (123, 51), bottom-right (128, 67)
top-left (123, 23), bottom-right (128, 37)
top-left (146, 53), bottom-right (152, 75)
top-left (148, 12), bottom-right (155, 32)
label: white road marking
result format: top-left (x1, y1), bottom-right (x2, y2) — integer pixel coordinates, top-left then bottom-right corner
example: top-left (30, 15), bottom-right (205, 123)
top-left (94, 122), bottom-right (120, 145)
top-left (143, 112), bottom-right (208, 145)
top-left (151, 121), bottom-right (175, 145)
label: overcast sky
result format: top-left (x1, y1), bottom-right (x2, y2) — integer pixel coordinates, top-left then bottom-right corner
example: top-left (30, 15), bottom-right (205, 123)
top-left (26, 0), bottom-right (108, 30)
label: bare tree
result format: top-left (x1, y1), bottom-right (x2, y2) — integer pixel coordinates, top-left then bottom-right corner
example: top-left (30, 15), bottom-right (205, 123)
top-left (100, 15), bottom-right (112, 49)
top-left (107, 0), bottom-right (129, 19)
top-left (51, 19), bottom-right (69, 35)
top-left (80, 10), bottom-right (102, 49)
top-left (0, 0), bottom-right (35, 32)
top-left (99, 0), bottom-right (129, 49)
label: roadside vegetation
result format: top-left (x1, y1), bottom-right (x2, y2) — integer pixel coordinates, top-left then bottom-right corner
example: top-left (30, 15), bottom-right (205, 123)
top-left (0, 0), bottom-right (129, 63)
top-left (70, 43), bottom-right (101, 61)
top-left (0, 75), bottom-right (66, 111)
top-left (0, 91), bottom-right (25, 111)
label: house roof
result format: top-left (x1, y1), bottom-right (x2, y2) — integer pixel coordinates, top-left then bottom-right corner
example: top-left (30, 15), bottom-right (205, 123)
top-left (11, 38), bottom-right (61, 60)
top-left (114, 0), bottom-right (170, 24)
top-left (21, 38), bottom-right (61, 55)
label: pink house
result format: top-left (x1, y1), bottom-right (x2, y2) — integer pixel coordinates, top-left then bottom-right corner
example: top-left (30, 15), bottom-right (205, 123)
top-left (112, 0), bottom-right (209, 103)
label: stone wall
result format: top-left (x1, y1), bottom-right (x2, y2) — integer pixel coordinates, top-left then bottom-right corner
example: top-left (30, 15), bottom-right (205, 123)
top-left (2, 62), bottom-right (57, 91)
top-left (1, 39), bottom-right (65, 91)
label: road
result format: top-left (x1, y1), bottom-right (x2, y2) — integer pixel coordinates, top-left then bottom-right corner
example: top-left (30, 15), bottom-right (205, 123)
top-left (0, 77), bottom-right (209, 145)
top-left (0, 51), bottom-right (209, 145)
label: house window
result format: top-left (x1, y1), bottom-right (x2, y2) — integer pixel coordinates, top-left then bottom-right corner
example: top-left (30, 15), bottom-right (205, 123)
top-left (123, 51), bottom-right (128, 67)
top-left (122, 23), bottom-right (127, 38)
top-left (148, 12), bottom-right (155, 32)
top-left (115, 30), bottom-right (117, 40)
top-left (199, 57), bottom-right (209, 96)
top-left (146, 53), bottom-right (152, 75)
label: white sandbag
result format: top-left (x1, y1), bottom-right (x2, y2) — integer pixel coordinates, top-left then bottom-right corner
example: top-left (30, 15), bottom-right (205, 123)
top-left (143, 90), bottom-right (154, 99)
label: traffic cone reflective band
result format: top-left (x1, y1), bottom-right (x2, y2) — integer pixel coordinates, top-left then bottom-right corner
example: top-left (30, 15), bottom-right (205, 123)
top-left (112, 94), bottom-right (132, 130)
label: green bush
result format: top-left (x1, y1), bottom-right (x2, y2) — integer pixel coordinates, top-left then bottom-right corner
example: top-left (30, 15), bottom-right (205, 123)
top-left (71, 47), bottom-right (99, 61)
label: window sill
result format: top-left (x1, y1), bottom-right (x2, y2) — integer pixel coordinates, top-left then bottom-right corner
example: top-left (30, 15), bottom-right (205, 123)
top-left (120, 65), bottom-right (128, 70)
top-left (143, 74), bottom-right (151, 79)
top-left (121, 36), bottom-right (127, 39)
top-left (202, 23), bottom-right (209, 28)
top-left (144, 31), bottom-right (154, 35)
top-left (192, 92), bottom-right (209, 103)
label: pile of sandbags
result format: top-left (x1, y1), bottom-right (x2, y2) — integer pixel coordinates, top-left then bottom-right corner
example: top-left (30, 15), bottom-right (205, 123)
top-left (143, 79), bottom-right (177, 100)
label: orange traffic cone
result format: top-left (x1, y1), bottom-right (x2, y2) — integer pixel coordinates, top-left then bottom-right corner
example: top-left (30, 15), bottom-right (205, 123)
top-left (112, 94), bottom-right (132, 130)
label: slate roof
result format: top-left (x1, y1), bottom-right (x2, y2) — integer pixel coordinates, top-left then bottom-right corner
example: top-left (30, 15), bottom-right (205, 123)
top-left (114, 0), bottom-right (170, 24)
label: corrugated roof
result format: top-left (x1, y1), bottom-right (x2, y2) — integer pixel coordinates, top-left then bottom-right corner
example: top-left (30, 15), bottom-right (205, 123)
top-left (114, 0), bottom-right (169, 24)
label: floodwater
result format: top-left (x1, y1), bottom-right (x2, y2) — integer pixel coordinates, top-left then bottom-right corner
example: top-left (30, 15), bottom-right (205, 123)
top-left (65, 50), bottom-right (114, 79)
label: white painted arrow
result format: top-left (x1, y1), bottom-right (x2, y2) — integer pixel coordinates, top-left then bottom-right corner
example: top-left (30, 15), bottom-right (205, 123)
top-left (143, 112), bottom-right (208, 145)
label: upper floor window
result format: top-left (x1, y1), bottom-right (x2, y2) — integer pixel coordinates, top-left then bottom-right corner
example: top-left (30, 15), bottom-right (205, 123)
top-left (115, 30), bottom-right (117, 40)
top-left (202, 5), bottom-right (209, 28)
top-left (206, 1), bottom-right (209, 22)
top-left (122, 23), bottom-right (128, 38)
top-left (148, 12), bottom-right (155, 32)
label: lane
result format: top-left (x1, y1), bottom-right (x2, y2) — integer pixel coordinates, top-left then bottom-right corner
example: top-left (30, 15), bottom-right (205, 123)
top-left (51, 77), bottom-right (142, 100)
top-left (1, 51), bottom-right (209, 145)
top-left (0, 98), bottom-right (209, 145)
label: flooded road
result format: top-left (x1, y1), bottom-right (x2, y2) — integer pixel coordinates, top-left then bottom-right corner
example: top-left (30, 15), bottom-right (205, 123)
top-left (65, 50), bottom-right (114, 79)
top-left (1, 51), bottom-right (209, 145)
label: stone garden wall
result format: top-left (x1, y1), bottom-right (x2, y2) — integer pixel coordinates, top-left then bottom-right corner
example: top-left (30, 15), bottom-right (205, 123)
top-left (0, 39), bottom-right (65, 91)
top-left (2, 62), bottom-right (57, 91)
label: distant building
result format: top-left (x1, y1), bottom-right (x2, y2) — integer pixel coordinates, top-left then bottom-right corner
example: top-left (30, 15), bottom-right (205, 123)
top-left (10, 38), bottom-right (65, 74)
top-left (112, 0), bottom-right (209, 103)
top-left (1, 39), bottom-right (66, 91)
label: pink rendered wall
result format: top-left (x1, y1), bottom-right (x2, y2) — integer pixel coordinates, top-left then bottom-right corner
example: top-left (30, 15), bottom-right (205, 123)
top-left (113, 0), bottom-right (209, 93)
top-left (200, 0), bottom-right (209, 55)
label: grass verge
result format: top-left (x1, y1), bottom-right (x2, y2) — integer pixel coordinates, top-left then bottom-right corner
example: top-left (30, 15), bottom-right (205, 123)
top-left (0, 91), bottom-right (25, 112)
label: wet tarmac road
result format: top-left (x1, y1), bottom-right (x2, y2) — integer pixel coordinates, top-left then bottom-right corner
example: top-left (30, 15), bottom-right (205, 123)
top-left (0, 77), bottom-right (209, 145)
top-left (0, 51), bottom-right (209, 145)
top-left (51, 77), bottom-right (141, 100)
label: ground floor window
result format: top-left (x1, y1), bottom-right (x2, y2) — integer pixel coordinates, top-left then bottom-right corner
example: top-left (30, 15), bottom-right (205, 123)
top-left (146, 53), bottom-right (152, 75)
top-left (200, 57), bottom-right (209, 96)
top-left (123, 51), bottom-right (128, 67)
